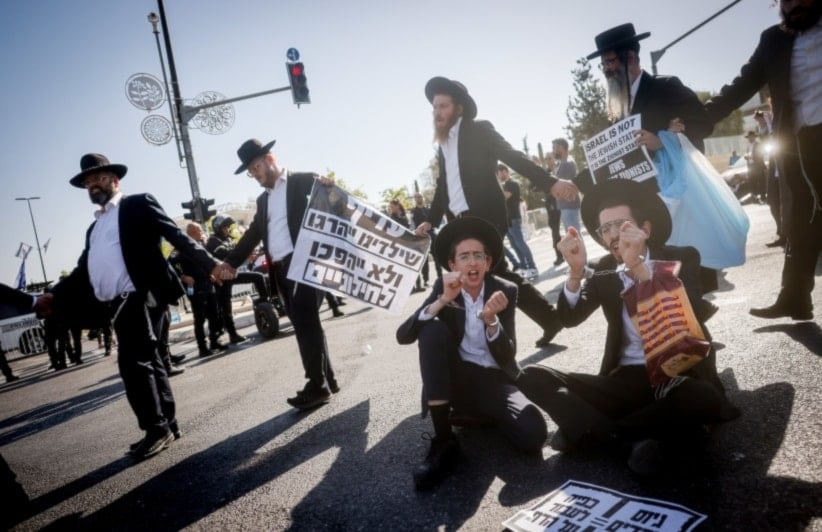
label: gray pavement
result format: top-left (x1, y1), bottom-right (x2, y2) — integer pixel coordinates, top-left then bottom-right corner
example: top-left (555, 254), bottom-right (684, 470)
top-left (1, 204), bottom-right (820, 531)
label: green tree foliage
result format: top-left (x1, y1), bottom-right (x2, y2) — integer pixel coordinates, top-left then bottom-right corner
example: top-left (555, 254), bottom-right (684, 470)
top-left (326, 170), bottom-right (368, 200)
top-left (564, 58), bottom-right (610, 169)
top-left (380, 186), bottom-right (411, 210)
top-left (696, 91), bottom-right (743, 137)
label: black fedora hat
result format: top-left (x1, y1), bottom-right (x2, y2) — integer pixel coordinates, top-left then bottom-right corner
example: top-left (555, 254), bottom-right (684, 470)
top-left (425, 77), bottom-right (477, 120)
top-left (581, 179), bottom-right (671, 249)
top-left (69, 153), bottom-right (128, 188)
top-left (587, 23), bottom-right (651, 60)
top-left (433, 217), bottom-right (503, 272)
top-left (234, 138), bottom-right (276, 175)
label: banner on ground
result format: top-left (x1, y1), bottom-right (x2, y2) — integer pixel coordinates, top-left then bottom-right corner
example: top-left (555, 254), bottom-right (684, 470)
top-left (583, 115), bottom-right (657, 185)
top-left (288, 184), bottom-right (430, 314)
top-left (503, 479), bottom-right (706, 532)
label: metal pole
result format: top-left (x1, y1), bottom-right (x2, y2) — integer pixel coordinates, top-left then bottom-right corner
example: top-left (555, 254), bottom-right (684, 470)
top-left (154, 0), bottom-right (203, 221)
top-left (650, 0), bottom-right (742, 75)
top-left (149, 13), bottom-right (184, 165)
top-left (15, 197), bottom-right (48, 287)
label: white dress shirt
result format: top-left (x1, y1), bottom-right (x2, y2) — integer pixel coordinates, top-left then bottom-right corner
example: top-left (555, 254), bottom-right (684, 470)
top-left (791, 17), bottom-right (822, 129)
top-left (563, 253), bottom-right (652, 367)
top-left (439, 116), bottom-right (470, 217)
top-left (87, 192), bottom-right (136, 301)
top-left (265, 169), bottom-right (295, 261)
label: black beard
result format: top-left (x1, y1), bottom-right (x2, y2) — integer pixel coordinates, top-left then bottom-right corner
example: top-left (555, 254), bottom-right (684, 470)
top-left (89, 189), bottom-right (112, 206)
top-left (782, 2), bottom-right (822, 31)
top-left (606, 67), bottom-right (630, 121)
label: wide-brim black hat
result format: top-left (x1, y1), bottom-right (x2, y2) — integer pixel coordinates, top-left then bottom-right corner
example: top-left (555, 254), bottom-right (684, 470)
top-left (425, 77), bottom-right (477, 120)
top-left (69, 153), bottom-right (127, 188)
top-left (234, 138), bottom-right (276, 175)
top-left (581, 179), bottom-right (671, 249)
top-left (587, 23), bottom-right (651, 60)
top-left (433, 217), bottom-right (503, 272)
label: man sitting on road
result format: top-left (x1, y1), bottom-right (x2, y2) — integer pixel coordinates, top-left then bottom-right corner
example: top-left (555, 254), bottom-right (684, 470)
top-left (518, 179), bottom-right (740, 475)
top-left (396, 217), bottom-right (547, 490)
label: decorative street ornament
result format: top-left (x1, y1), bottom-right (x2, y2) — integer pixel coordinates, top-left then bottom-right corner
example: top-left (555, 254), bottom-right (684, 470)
top-left (188, 91), bottom-right (235, 135)
top-left (125, 73), bottom-right (166, 111)
top-left (141, 114), bottom-right (173, 145)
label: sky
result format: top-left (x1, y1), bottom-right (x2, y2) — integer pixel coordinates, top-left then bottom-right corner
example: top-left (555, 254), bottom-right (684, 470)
top-left (0, 0), bottom-right (780, 287)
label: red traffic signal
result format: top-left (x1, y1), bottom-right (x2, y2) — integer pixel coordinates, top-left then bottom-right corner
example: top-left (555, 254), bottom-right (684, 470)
top-left (286, 61), bottom-right (310, 105)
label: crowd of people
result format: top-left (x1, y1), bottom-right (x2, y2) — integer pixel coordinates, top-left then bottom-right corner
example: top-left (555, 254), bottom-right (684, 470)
top-left (2, 2), bottom-right (819, 506)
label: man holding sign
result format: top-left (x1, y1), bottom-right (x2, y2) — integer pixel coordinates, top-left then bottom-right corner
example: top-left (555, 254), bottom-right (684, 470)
top-left (517, 180), bottom-right (738, 475)
top-left (225, 139), bottom-right (338, 411)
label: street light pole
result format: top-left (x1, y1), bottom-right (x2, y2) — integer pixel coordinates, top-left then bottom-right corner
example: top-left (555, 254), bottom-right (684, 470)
top-left (650, 0), bottom-right (742, 75)
top-left (15, 197), bottom-right (48, 287)
top-left (148, 0), bottom-right (203, 218)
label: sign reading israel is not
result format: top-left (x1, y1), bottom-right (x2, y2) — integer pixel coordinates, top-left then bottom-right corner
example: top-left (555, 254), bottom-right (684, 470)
top-left (583, 115), bottom-right (657, 185)
top-left (288, 184), bottom-right (430, 314)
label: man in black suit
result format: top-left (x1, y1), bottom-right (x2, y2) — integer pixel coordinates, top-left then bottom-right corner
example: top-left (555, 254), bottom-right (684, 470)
top-left (518, 180), bottom-right (738, 475)
top-left (224, 139), bottom-right (338, 411)
top-left (47, 153), bottom-right (233, 460)
top-left (397, 217), bottom-right (546, 490)
top-left (415, 77), bottom-right (579, 348)
top-left (583, 23), bottom-right (719, 295)
top-left (704, 0), bottom-right (822, 321)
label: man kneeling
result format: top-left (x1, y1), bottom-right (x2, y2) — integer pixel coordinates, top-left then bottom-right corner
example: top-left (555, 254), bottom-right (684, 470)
top-left (396, 217), bottom-right (547, 490)
top-left (518, 179), bottom-right (739, 475)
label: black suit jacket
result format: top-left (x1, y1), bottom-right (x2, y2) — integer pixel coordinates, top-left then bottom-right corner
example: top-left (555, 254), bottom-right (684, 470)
top-left (428, 119), bottom-right (557, 237)
top-left (0, 283), bottom-right (35, 319)
top-left (631, 71), bottom-right (712, 153)
top-left (226, 172), bottom-right (317, 268)
top-left (558, 246), bottom-right (719, 384)
top-left (53, 194), bottom-right (218, 321)
top-left (705, 25), bottom-right (795, 146)
top-left (396, 275), bottom-right (521, 381)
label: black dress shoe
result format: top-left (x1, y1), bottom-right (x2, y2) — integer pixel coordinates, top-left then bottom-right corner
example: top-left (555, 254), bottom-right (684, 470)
top-left (167, 367), bottom-right (185, 377)
top-left (287, 384), bottom-right (331, 410)
top-left (229, 334), bottom-right (247, 344)
top-left (750, 302), bottom-right (813, 320)
top-left (199, 348), bottom-right (214, 357)
top-left (627, 439), bottom-right (665, 476)
top-left (170, 354), bottom-right (186, 365)
top-left (332, 309), bottom-right (345, 317)
top-left (765, 237), bottom-right (786, 248)
top-left (5, 375), bottom-right (19, 383)
top-left (169, 421), bottom-right (182, 440)
top-left (209, 340), bottom-right (229, 352)
top-left (131, 430), bottom-right (173, 459)
top-left (413, 434), bottom-right (461, 490)
top-left (535, 320), bottom-right (563, 347)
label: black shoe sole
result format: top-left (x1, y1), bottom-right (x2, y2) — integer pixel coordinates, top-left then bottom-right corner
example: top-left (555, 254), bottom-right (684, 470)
top-left (287, 393), bottom-right (331, 411)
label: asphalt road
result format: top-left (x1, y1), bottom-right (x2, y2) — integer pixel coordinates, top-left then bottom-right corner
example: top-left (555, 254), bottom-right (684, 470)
top-left (1, 203), bottom-right (820, 531)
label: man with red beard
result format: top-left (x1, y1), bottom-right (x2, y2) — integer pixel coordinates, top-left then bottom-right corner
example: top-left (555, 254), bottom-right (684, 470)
top-left (397, 217), bottom-right (547, 490)
top-left (704, 0), bottom-right (822, 321)
top-left (416, 77), bottom-right (578, 348)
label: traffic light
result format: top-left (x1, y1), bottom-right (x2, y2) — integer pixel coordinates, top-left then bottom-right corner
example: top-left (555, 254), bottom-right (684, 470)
top-left (202, 198), bottom-right (217, 219)
top-left (287, 61), bottom-right (310, 105)
top-left (181, 199), bottom-right (197, 221)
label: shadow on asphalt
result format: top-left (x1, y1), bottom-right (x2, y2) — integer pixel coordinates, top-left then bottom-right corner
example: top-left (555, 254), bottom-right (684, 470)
top-left (754, 321), bottom-right (822, 357)
top-left (17, 371), bottom-right (822, 530)
top-left (0, 380), bottom-right (124, 447)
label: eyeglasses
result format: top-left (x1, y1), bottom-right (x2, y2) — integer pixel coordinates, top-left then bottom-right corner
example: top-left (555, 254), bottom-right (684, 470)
top-left (598, 57), bottom-right (620, 71)
top-left (454, 251), bottom-right (488, 264)
top-left (82, 174), bottom-right (111, 188)
top-left (595, 219), bottom-right (629, 238)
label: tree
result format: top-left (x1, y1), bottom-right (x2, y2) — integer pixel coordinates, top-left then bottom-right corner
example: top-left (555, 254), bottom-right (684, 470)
top-left (696, 91), bottom-right (743, 137)
top-left (379, 187), bottom-right (411, 210)
top-left (325, 170), bottom-right (368, 200)
top-left (564, 58), bottom-right (610, 169)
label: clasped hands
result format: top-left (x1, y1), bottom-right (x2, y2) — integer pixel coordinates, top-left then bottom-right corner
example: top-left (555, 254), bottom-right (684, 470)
top-left (210, 262), bottom-right (237, 284)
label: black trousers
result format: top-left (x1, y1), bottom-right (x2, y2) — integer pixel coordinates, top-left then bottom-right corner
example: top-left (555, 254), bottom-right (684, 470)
top-left (112, 295), bottom-right (174, 435)
top-left (189, 288), bottom-right (221, 349)
top-left (780, 124), bottom-right (822, 307)
top-left (270, 256), bottom-right (335, 389)
top-left (417, 320), bottom-right (547, 452)
top-left (494, 262), bottom-right (560, 333)
top-left (518, 365), bottom-right (722, 445)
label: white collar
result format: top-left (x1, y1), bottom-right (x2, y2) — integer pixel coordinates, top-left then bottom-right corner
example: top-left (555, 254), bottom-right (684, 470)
top-left (94, 191), bottom-right (123, 219)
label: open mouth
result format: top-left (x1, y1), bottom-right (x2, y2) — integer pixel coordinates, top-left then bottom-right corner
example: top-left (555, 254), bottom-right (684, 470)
top-left (466, 268), bottom-right (481, 281)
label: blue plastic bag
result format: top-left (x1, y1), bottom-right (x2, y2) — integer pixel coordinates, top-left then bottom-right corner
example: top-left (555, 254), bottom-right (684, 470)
top-left (655, 131), bottom-right (750, 269)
